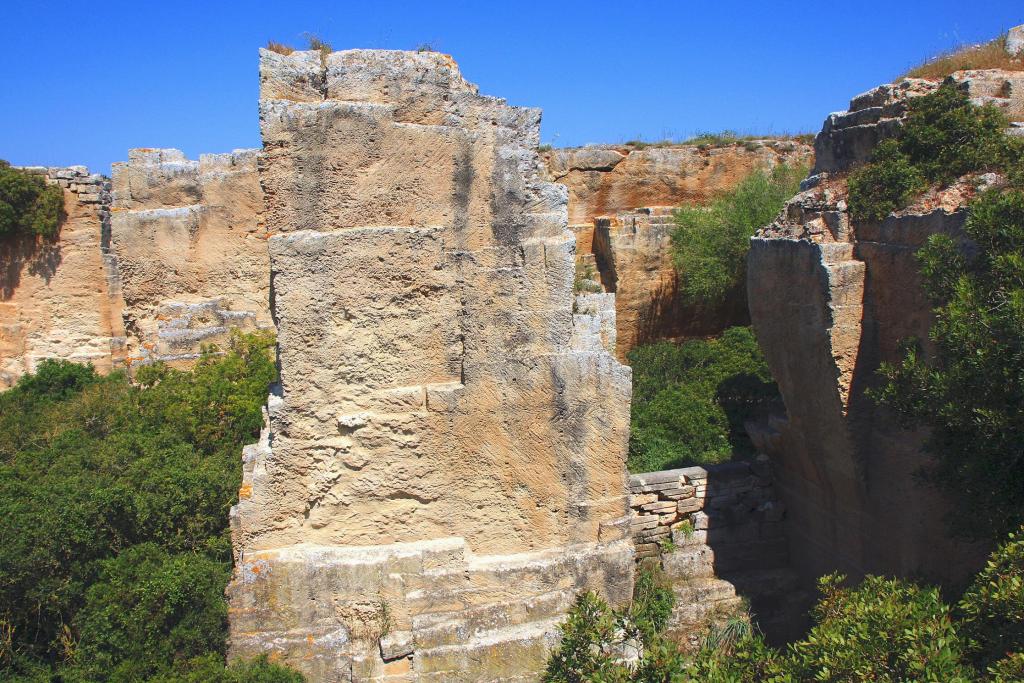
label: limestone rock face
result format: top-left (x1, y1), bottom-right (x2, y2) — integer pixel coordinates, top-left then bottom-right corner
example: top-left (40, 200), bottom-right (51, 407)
top-left (746, 69), bottom-right (1024, 585)
top-left (0, 167), bottom-right (125, 388)
top-left (545, 142), bottom-right (813, 226)
top-left (547, 142), bottom-right (812, 359)
top-left (227, 49), bottom-right (634, 682)
top-left (110, 148), bottom-right (271, 365)
top-left (591, 207), bottom-right (750, 360)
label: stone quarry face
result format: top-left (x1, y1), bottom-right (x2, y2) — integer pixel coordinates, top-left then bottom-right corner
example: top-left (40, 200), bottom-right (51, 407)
top-left (226, 49), bottom-right (634, 682)
top-left (545, 141), bottom-right (813, 359)
top-left (110, 148), bottom-right (272, 365)
top-left (0, 168), bottom-right (124, 388)
top-left (746, 66), bottom-right (1024, 586)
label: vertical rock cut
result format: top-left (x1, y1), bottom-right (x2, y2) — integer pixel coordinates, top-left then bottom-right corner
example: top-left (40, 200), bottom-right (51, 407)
top-left (227, 49), bottom-right (634, 682)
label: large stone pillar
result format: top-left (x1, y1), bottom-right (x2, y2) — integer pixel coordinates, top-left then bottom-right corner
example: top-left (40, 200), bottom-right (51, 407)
top-left (227, 49), bottom-right (633, 682)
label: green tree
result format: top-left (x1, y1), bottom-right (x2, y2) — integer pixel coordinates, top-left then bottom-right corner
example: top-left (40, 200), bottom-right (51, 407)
top-left (874, 188), bottom-right (1024, 541)
top-left (958, 527), bottom-right (1024, 676)
top-left (0, 332), bottom-right (303, 681)
top-left (784, 574), bottom-right (971, 682)
top-left (671, 163), bottom-right (806, 308)
top-left (0, 161), bottom-right (65, 238)
top-left (627, 327), bottom-right (779, 472)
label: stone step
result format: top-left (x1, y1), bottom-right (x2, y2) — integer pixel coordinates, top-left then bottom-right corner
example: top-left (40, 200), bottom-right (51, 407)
top-left (414, 617), bottom-right (558, 681)
top-left (661, 544), bottom-right (715, 581)
top-left (671, 576), bottom-right (737, 605)
top-left (410, 589), bottom-right (572, 650)
top-left (818, 241), bottom-right (855, 264)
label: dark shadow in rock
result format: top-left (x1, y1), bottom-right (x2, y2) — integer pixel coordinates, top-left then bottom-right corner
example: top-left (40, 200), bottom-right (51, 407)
top-left (1, 234), bottom-right (63, 300)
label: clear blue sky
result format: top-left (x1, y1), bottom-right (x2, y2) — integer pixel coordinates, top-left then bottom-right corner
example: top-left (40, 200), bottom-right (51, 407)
top-left (1, 1), bottom-right (1020, 175)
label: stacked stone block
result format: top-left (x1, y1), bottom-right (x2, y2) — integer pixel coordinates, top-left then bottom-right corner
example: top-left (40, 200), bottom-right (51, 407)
top-left (628, 456), bottom-right (801, 644)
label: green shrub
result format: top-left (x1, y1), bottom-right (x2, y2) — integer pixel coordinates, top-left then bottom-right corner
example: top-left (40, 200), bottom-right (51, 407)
top-left (874, 188), bottom-right (1024, 541)
top-left (0, 332), bottom-right (301, 680)
top-left (784, 574), bottom-right (971, 682)
top-left (627, 327), bottom-right (779, 472)
top-left (671, 163), bottom-right (805, 308)
top-left (848, 83), bottom-right (1023, 223)
top-left (0, 161), bottom-right (65, 239)
top-left (153, 654), bottom-right (306, 683)
top-left (543, 567), bottom-right (675, 683)
top-left (628, 565), bottom-right (675, 646)
top-left (958, 528), bottom-right (1024, 673)
top-left (66, 544), bottom-right (230, 682)
top-left (542, 591), bottom-right (629, 683)
top-left (847, 140), bottom-right (926, 222)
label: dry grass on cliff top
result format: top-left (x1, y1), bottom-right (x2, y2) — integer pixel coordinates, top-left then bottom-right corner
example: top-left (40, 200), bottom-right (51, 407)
top-left (904, 34), bottom-right (1024, 80)
top-left (266, 41), bottom-right (294, 55)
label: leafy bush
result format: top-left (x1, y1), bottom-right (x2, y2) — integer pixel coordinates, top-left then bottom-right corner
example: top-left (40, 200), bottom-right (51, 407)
top-left (627, 326), bottom-right (779, 472)
top-left (958, 528), bottom-right (1024, 674)
top-left (846, 140), bottom-right (926, 222)
top-left (0, 332), bottom-right (303, 681)
top-left (671, 163), bottom-right (805, 308)
top-left (543, 567), bottom-right (674, 683)
top-left (784, 574), bottom-right (971, 682)
top-left (66, 544), bottom-right (230, 682)
top-left (874, 188), bottom-right (1024, 541)
top-left (848, 83), bottom-right (1022, 223)
top-left (542, 592), bottom-right (630, 683)
top-left (0, 161), bottom-right (65, 239)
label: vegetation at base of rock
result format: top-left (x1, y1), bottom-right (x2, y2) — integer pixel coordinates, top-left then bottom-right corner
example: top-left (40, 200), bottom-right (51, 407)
top-left (627, 326), bottom-right (779, 472)
top-left (0, 160), bottom-right (65, 239)
top-left (904, 34), bottom-right (1024, 80)
top-left (543, 566), bottom-right (676, 682)
top-left (0, 332), bottom-right (304, 682)
top-left (671, 163), bottom-right (806, 308)
top-left (874, 186), bottom-right (1024, 542)
top-left (958, 528), bottom-right (1024, 675)
top-left (546, 527), bottom-right (1024, 681)
top-left (847, 83), bottom-right (1023, 222)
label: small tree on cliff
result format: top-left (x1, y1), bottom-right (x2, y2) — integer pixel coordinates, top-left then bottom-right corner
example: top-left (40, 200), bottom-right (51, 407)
top-left (0, 161), bottom-right (65, 239)
top-left (670, 163), bottom-right (805, 309)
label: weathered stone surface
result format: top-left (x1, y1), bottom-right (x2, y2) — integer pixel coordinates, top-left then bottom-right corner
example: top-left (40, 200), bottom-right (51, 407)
top-left (227, 49), bottom-right (633, 682)
top-left (627, 459), bottom-right (802, 643)
top-left (545, 142), bottom-right (812, 358)
top-left (0, 167), bottom-right (126, 388)
top-left (110, 148), bottom-right (272, 366)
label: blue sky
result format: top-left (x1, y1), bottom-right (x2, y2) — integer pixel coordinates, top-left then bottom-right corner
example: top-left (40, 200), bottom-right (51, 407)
top-left (1, 1), bottom-right (1020, 174)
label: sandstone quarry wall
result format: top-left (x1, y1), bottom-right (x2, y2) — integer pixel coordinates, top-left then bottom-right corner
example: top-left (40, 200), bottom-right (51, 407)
top-left (0, 149), bottom-right (271, 387)
top-left (746, 69), bottom-right (1024, 586)
top-left (226, 49), bottom-right (634, 682)
top-left (546, 142), bottom-right (813, 360)
top-left (545, 142), bottom-right (813, 226)
top-left (111, 147), bottom-right (271, 365)
top-left (0, 167), bottom-right (125, 388)
top-left (591, 207), bottom-right (750, 360)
